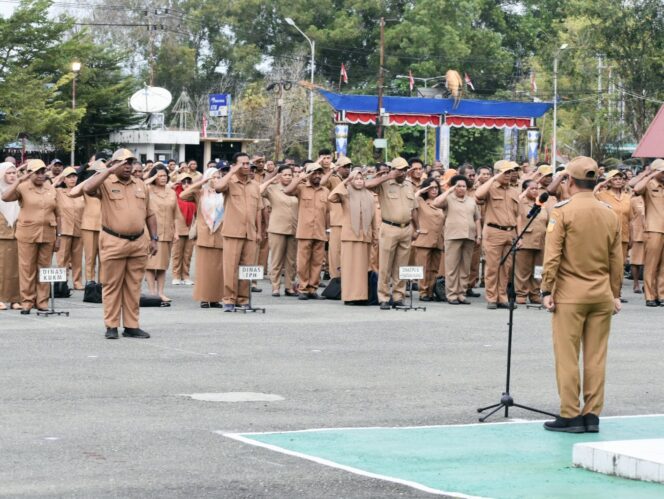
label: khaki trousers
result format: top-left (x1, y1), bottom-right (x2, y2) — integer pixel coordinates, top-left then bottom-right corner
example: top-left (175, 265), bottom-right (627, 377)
top-left (378, 224), bottom-right (412, 303)
top-left (100, 254), bottom-right (146, 328)
top-left (57, 235), bottom-right (83, 289)
top-left (414, 247), bottom-right (441, 298)
top-left (328, 226), bottom-right (342, 279)
top-left (482, 226), bottom-right (514, 304)
top-left (468, 241), bottom-right (482, 289)
top-left (444, 239), bottom-right (474, 301)
top-left (269, 233), bottom-right (297, 292)
top-left (171, 236), bottom-right (195, 280)
top-left (552, 301), bottom-right (613, 418)
top-left (222, 237), bottom-right (257, 305)
top-left (81, 229), bottom-right (100, 282)
top-left (515, 248), bottom-right (543, 301)
top-left (643, 232), bottom-right (664, 301)
top-left (17, 240), bottom-right (54, 310)
top-left (297, 239), bottom-right (325, 294)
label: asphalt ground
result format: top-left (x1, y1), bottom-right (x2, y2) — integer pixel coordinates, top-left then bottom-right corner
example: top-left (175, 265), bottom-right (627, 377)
top-left (0, 273), bottom-right (662, 498)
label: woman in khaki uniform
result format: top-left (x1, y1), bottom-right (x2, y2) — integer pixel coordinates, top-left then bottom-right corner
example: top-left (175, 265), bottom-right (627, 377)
top-left (1, 159), bottom-right (61, 314)
top-left (412, 178), bottom-right (444, 301)
top-left (328, 170), bottom-right (376, 303)
top-left (171, 174), bottom-right (196, 285)
top-left (75, 160), bottom-right (105, 283)
top-left (180, 168), bottom-right (225, 308)
top-left (261, 165), bottom-right (299, 296)
top-left (145, 165), bottom-right (178, 302)
top-left (594, 170), bottom-right (632, 262)
top-left (55, 167), bottom-right (85, 289)
top-left (0, 162), bottom-right (21, 310)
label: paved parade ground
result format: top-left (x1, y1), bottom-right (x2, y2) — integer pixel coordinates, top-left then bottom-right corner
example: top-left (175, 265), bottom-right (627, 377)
top-left (1, 279), bottom-right (663, 498)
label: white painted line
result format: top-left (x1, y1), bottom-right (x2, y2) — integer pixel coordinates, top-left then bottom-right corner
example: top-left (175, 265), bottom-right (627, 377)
top-left (221, 432), bottom-right (487, 498)
top-left (138, 342), bottom-right (214, 357)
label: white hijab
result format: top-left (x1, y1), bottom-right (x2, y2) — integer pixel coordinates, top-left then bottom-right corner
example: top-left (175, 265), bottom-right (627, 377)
top-left (0, 162), bottom-right (20, 227)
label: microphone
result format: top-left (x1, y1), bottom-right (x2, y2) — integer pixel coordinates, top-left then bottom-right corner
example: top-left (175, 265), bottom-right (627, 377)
top-left (527, 192), bottom-right (549, 218)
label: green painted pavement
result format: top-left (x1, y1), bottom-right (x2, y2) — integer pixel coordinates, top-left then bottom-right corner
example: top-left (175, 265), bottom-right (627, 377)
top-left (231, 416), bottom-right (664, 498)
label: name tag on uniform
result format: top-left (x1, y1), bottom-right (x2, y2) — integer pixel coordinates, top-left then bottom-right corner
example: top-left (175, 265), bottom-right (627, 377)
top-left (111, 189), bottom-right (121, 193)
top-left (546, 219), bottom-right (556, 232)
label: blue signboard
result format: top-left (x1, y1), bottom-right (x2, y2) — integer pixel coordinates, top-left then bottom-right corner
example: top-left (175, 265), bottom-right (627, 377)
top-left (209, 94), bottom-right (229, 117)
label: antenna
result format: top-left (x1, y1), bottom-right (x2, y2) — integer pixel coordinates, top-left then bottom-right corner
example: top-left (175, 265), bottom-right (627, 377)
top-left (129, 86), bottom-right (173, 113)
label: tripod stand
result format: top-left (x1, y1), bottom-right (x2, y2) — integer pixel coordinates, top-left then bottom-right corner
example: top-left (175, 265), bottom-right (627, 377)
top-left (477, 208), bottom-right (556, 422)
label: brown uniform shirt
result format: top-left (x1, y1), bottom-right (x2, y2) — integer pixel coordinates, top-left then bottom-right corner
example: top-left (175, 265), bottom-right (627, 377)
top-left (263, 184), bottom-right (298, 235)
top-left (541, 192), bottom-right (622, 303)
top-left (412, 197), bottom-right (444, 249)
top-left (477, 182), bottom-right (519, 227)
top-left (179, 190), bottom-right (223, 249)
top-left (328, 183), bottom-right (375, 243)
top-left (81, 193), bottom-right (102, 232)
top-left (641, 179), bottom-right (664, 233)
top-left (15, 182), bottom-right (59, 243)
top-left (596, 190), bottom-right (631, 243)
top-left (518, 197), bottom-right (548, 250)
top-left (326, 174), bottom-right (344, 227)
top-left (443, 194), bottom-right (479, 241)
top-left (56, 189), bottom-right (84, 237)
top-left (630, 196), bottom-right (645, 242)
top-left (294, 183), bottom-right (329, 241)
top-left (374, 180), bottom-right (417, 225)
top-left (149, 186), bottom-right (178, 242)
top-left (219, 176), bottom-right (261, 240)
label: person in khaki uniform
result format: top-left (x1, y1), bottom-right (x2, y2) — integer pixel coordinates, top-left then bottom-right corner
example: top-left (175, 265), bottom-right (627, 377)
top-left (55, 167), bottom-right (85, 290)
top-left (515, 179), bottom-right (548, 304)
top-left (251, 155), bottom-right (270, 291)
top-left (434, 175), bottom-right (481, 304)
top-left (457, 164), bottom-right (482, 298)
top-left (171, 173), bottom-right (196, 285)
top-left (632, 159), bottom-right (664, 306)
top-left (629, 194), bottom-right (646, 293)
top-left (594, 170), bottom-right (632, 264)
top-left (325, 156), bottom-right (351, 279)
top-left (412, 178), bottom-right (444, 301)
top-left (475, 160), bottom-right (520, 309)
top-left (541, 156), bottom-right (622, 433)
top-left (285, 163), bottom-right (330, 300)
top-left (261, 165), bottom-right (299, 297)
top-left (1, 160), bottom-right (61, 314)
top-left (0, 162), bottom-right (21, 310)
top-left (364, 157), bottom-right (419, 310)
top-left (83, 149), bottom-right (158, 340)
top-left (217, 152), bottom-right (262, 312)
top-left (180, 168), bottom-right (225, 308)
top-left (328, 169), bottom-right (376, 304)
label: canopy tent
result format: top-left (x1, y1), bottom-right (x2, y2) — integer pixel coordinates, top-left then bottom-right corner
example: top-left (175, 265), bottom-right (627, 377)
top-left (633, 105), bottom-right (664, 158)
top-left (318, 89), bottom-right (553, 130)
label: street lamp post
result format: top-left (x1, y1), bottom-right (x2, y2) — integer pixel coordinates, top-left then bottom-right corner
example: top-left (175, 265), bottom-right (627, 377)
top-left (552, 44), bottom-right (567, 168)
top-left (285, 18), bottom-right (315, 160)
top-left (71, 61), bottom-right (81, 166)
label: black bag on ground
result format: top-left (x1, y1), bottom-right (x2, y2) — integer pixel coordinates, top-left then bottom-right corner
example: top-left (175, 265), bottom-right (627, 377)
top-left (433, 276), bottom-right (447, 302)
top-left (83, 281), bottom-right (103, 303)
top-left (367, 271), bottom-right (379, 305)
top-left (322, 277), bottom-right (342, 300)
top-left (139, 294), bottom-right (171, 307)
top-left (52, 281), bottom-right (71, 298)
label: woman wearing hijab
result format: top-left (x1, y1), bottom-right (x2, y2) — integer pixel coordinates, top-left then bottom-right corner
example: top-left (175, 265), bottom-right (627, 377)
top-left (171, 173), bottom-right (197, 285)
top-left (0, 162), bottom-right (21, 310)
top-left (328, 168), bottom-right (376, 304)
top-left (144, 164), bottom-right (178, 302)
top-left (412, 178), bottom-right (444, 301)
top-left (180, 167), bottom-right (225, 308)
top-left (1, 159), bottom-right (61, 314)
top-left (55, 167), bottom-right (85, 290)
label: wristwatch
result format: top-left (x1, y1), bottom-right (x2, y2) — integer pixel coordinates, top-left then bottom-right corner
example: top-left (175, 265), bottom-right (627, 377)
top-left (56, 233), bottom-right (62, 237)
top-left (540, 290), bottom-right (551, 298)
top-left (151, 235), bottom-right (159, 241)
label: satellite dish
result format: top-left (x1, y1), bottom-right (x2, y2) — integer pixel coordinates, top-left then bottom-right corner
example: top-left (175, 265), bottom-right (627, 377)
top-left (129, 86), bottom-right (173, 113)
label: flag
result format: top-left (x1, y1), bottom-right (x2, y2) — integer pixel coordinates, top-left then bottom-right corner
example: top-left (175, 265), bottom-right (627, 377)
top-left (408, 70), bottom-right (414, 92)
top-left (530, 71), bottom-right (537, 95)
top-left (464, 73), bottom-right (475, 91)
top-left (340, 63), bottom-right (348, 84)
top-left (202, 113), bottom-right (208, 138)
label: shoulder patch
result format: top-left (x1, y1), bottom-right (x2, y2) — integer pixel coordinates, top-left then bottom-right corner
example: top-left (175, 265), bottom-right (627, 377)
top-left (554, 199), bottom-right (571, 208)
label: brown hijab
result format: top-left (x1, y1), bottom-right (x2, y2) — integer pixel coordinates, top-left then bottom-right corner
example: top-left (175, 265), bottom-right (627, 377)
top-left (347, 179), bottom-right (374, 238)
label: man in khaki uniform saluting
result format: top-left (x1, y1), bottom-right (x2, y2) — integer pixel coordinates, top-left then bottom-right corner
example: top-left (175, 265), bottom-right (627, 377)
top-left (541, 156), bottom-right (623, 433)
top-left (325, 156), bottom-right (351, 279)
top-left (83, 149), bottom-right (159, 340)
top-left (365, 157), bottom-right (419, 310)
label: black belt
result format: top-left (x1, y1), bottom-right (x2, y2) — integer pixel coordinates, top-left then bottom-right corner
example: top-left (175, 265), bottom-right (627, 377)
top-left (382, 220), bottom-right (411, 228)
top-left (103, 226), bottom-right (144, 241)
top-left (487, 223), bottom-right (516, 231)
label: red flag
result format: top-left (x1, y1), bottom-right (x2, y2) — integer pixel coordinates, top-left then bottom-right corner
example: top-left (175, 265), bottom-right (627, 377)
top-left (464, 73), bottom-right (475, 91)
top-left (530, 71), bottom-right (537, 95)
top-left (408, 70), bottom-right (414, 92)
top-left (202, 113), bottom-right (208, 138)
top-left (340, 63), bottom-right (348, 84)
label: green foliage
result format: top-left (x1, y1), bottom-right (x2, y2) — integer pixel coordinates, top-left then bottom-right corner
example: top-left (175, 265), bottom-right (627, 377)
top-left (449, 128), bottom-right (503, 168)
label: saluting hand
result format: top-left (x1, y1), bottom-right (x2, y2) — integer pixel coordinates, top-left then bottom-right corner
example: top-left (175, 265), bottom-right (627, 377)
top-left (18, 170), bottom-right (34, 183)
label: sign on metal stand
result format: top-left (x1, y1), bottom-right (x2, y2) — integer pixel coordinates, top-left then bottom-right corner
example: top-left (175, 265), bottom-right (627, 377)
top-left (396, 266), bottom-right (426, 311)
top-left (38, 268), bottom-right (70, 317)
top-left (235, 266), bottom-right (266, 313)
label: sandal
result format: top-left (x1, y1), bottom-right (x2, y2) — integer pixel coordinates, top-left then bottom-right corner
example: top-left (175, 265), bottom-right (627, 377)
top-left (11, 303), bottom-right (22, 310)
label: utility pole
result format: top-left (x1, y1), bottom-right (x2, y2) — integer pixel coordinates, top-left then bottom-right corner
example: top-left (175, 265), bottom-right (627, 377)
top-left (377, 17), bottom-right (385, 140)
top-left (597, 54), bottom-right (605, 148)
top-left (274, 84), bottom-right (283, 161)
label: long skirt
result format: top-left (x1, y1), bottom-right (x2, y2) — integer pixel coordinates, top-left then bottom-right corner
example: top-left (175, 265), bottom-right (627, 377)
top-left (0, 238), bottom-right (20, 303)
top-left (340, 241), bottom-right (370, 302)
top-left (146, 241), bottom-right (173, 271)
top-left (192, 246), bottom-right (224, 302)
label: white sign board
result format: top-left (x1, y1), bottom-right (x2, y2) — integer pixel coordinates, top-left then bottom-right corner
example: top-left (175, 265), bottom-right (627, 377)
top-left (239, 266), bottom-right (264, 280)
top-left (534, 265), bottom-right (543, 280)
top-left (399, 266), bottom-right (424, 280)
top-left (39, 267), bottom-right (67, 283)
top-left (373, 138), bottom-right (387, 149)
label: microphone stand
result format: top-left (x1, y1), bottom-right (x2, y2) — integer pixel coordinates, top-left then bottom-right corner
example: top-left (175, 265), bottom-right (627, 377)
top-left (477, 204), bottom-right (557, 422)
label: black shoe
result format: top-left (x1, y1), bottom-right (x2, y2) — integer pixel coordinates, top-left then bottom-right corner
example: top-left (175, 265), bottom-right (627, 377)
top-left (392, 300), bottom-right (404, 308)
top-left (419, 295), bottom-right (432, 302)
top-left (200, 302), bottom-right (210, 309)
top-left (411, 283), bottom-right (419, 291)
top-left (457, 299), bottom-right (471, 305)
top-left (466, 289), bottom-right (481, 298)
top-left (209, 302), bottom-right (223, 308)
top-left (543, 415), bottom-right (585, 433)
top-left (380, 301), bottom-right (391, 310)
top-left (486, 302), bottom-right (497, 310)
top-left (497, 302), bottom-right (513, 309)
top-left (122, 328), bottom-right (150, 339)
top-left (583, 413), bottom-right (600, 433)
top-left (298, 293), bottom-right (309, 301)
top-left (620, 297), bottom-right (628, 303)
top-left (307, 292), bottom-right (325, 300)
top-left (646, 300), bottom-right (660, 307)
top-left (20, 309), bottom-right (30, 315)
top-left (448, 299), bottom-right (460, 305)
top-left (105, 327), bottom-right (119, 340)
top-left (251, 286), bottom-right (262, 293)
top-left (284, 289), bottom-right (299, 297)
